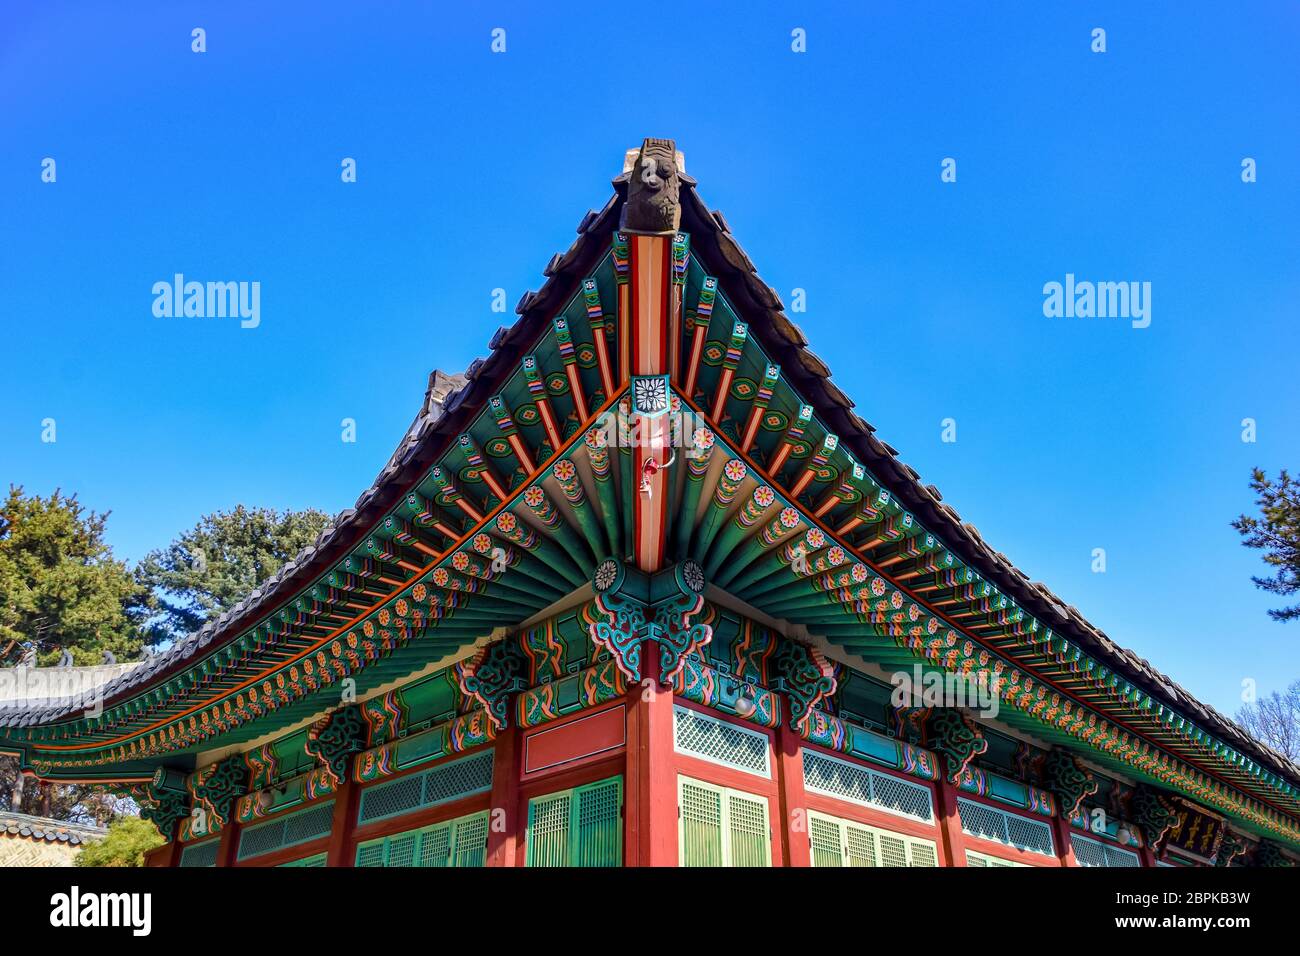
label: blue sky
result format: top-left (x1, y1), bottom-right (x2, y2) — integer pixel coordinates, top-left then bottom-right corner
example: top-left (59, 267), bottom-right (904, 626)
top-left (2, 2), bottom-right (1297, 717)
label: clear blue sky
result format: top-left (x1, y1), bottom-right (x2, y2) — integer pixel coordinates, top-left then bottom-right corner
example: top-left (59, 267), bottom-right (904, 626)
top-left (2, 2), bottom-right (1297, 717)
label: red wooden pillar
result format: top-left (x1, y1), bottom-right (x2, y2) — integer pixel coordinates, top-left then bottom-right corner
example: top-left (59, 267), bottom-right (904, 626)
top-left (214, 816), bottom-right (240, 867)
top-left (626, 644), bottom-right (677, 866)
top-left (147, 838), bottom-right (182, 867)
top-left (1137, 843), bottom-right (1157, 868)
top-left (774, 723), bottom-right (811, 867)
top-left (933, 775), bottom-right (968, 867)
top-left (1052, 812), bottom-right (1079, 866)
top-left (486, 725), bottom-right (521, 867)
top-left (325, 778), bottom-right (359, 867)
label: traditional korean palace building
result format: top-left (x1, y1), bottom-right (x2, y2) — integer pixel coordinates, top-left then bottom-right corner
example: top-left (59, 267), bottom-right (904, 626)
top-left (2, 139), bottom-right (1298, 869)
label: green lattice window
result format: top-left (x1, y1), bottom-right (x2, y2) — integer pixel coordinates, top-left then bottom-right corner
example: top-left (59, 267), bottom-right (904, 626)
top-left (1069, 832), bottom-right (1140, 868)
top-left (279, 852), bottom-right (328, 867)
top-left (524, 776), bottom-right (623, 867)
top-left (354, 810), bottom-right (489, 867)
top-left (807, 810), bottom-right (937, 867)
top-left (957, 797), bottom-right (1055, 857)
top-left (801, 748), bottom-right (933, 822)
top-left (178, 838), bottom-right (219, 868)
top-left (966, 849), bottom-right (1029, 867)
top-left (236, 801), bottom-right (336, 862)
top-left (678, 776), bottom-right (772, 867)
top-left (673, 705), bottom-right (771, 777)
top-left (356, 750), bottom-right (494, 826)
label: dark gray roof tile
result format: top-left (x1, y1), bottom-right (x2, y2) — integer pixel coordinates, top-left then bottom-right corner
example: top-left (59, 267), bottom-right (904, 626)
top-left (769, 312), bottom-right (808, 347)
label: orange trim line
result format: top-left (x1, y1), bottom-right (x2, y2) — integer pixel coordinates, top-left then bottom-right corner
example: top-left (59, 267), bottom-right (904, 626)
top-left (592, 320), bottom-right (616, 400)
top-left (740, 404), bottom-right (765, 454)
top-left (674, 389), bottom-right (1300, 826)
top-left (536, 394), bottom-right (564, 452)
top-left (507, 434), bottom-right (536, 475)
top-left (682, 324), bottom-right (707, 399)
top-left (564, 363), bottom-right (590, 421)
top-left (39, 387), bottom-right (630, 753)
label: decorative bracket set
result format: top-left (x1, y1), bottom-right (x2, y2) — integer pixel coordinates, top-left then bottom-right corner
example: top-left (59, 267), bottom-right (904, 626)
top-left (141, 753), bottom-right (250, 842)
top-left (589, 558), bottom-right (713, 686)
top-left (771, 639), bottom-right (838, 734)
top-left (454, 640), bottom-right (528, 732)
top-left (1043, 747), bottom-right (1099, 818)
top-left (140, 766), bottom-right (190, 841)
top-left (588, 557), bottom-right (839, 733)
top-left (929, 708), bottom-right (990, 784)
top-left (303, 703), bottom-right (369, 785)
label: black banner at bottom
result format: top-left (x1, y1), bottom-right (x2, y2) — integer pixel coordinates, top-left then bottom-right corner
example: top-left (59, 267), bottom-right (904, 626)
top-left (0, 864), bottom-right (1294, 943)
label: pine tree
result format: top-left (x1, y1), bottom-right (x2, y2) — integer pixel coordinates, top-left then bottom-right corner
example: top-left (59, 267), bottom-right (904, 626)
top-left (0, 485), bottom-right (147, 663)
top-left (1233, 469), bottom-right (1300, 622)
top-left (136, 505), bottom-right (331, 643)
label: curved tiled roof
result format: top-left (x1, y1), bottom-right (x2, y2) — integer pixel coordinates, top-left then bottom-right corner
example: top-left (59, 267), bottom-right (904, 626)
top-left (0, 811), bottom-right (106, 846)
top-left (0, 193), bottom-right (623, 728)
